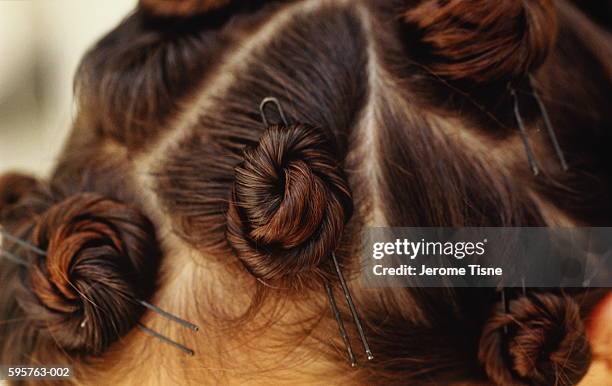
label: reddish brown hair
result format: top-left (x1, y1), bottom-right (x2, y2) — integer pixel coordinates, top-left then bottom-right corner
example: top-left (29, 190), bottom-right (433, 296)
top-left (140, 0), bottom-right (231, 17)
top-left (403, 0), bottom-right (558, 82)
top-left (0, 0), bottom-right (610, 384)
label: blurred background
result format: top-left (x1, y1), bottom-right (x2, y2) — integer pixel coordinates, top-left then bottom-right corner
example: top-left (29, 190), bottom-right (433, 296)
top-left (0, 0), bottom-right (135, 177)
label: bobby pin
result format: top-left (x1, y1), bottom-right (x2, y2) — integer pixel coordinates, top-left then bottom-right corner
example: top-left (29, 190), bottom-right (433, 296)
top-left (0, 227), bottom-right (46, 256)
top-left (137, 323), bottom-right (194, 356)
top-left (137, 300), bottom-right (199, 331)
top-left (500, 287), bottom-right (509, 336)
top-left (501, 282), bottom-right (527, 337)
top-left (511, 78), bottom-right (570, 175)
top-left (331, 253), bottom-right (373, 361)
top-left (529, 75), bottom-right (568, 171)
top-left (259, 96), bottom-right (374, 365)
top-left (259, 97), bottom-right (289, 127)
top-left (0, 247), bottom-right (30, 267)
top-left (0, 228), bottom-right (198, 354)
top-left (325, 282), bottom-right (357, 366)
top-left (510, 88), bottom-right (540, 176)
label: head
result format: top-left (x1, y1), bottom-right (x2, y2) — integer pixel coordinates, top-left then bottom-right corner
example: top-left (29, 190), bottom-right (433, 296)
top-left (1, 0), bottom-right (611, 384)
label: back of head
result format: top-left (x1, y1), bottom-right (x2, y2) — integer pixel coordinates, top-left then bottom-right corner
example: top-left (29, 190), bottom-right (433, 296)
top-left (0, 0), bottom-right (610, 384)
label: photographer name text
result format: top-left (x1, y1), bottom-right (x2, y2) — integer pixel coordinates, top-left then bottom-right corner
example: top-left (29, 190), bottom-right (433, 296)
top-left (371, 238), bottom-right (503, 277)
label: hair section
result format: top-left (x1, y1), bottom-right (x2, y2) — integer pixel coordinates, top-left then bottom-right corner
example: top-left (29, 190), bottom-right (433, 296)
top-left (479, 293), bottom-right (591, 386)
top-left (227, 123), bottom-right (353, 285)
top-left (2, 192), bottom-right (160, 362)
top-left (402, 0), bottom-right (558, 82)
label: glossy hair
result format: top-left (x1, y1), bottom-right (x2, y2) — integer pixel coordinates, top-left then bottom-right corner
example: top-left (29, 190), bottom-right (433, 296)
top-left (227, 124), bottom-right (353, 285)
top-left (479, 293), bottom-right (591, 385)
top-left (1, 190), bottom-right (160, 363)
top-left (0, 0), bottom-right (610, 385)
top-left (403, 0), bottom-right (557, 82)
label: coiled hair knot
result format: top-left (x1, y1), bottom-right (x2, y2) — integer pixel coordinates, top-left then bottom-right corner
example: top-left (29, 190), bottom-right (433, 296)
top-left (226, 124), bottom-right (353, 282)
top-left (404, 0), bottom-right (557, 82)
top-left (478, 293), bottom-right (591, 386)
top-left (17, 193), bottom-right (159, 355)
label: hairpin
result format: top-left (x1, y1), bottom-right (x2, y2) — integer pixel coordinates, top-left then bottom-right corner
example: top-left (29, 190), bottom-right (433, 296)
top-left (510, 76), bottom-right (569, 175)
top-left (259, 97), bottom-right (373, 366)
top-left (499, 276), bottom-right (528, 338)
top-left (506, 73), bottom-right (567, 333)
top-left (500, 287), bottom-right (509, 336)
top-left (0, 226), bottom-right (198, 355)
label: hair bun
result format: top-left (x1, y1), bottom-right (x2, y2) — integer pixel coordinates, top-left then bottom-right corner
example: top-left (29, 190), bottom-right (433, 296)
top-left (226, 124), bottom-right (353, 282)
top-left (479, 293), bottom-right (591, 386)
top-left (139, 0), bottom-right (229, 17)
top-left (0, 172), bottom-right (39, 211)
top-left (17, 193), bottom-right (159, 355)
top-left (404, 0), bottom-right (557, 82)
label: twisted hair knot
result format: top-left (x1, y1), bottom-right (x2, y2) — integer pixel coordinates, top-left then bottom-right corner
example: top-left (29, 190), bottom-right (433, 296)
top-left (479, 293), bottom-right (591, 386)
top-left (404, 0), bottom-right (557, 82)
top-left (18, 193), bottom-right (159, 354)
top-left (227, 124), bottom-right (353, 282)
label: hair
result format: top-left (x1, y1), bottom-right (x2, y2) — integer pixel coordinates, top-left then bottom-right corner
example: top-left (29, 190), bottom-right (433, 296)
top-left (479, 293), bottom-right (591, 386)
top-left (403, 0), bottom-right (558, 82)
top-left (227, 123), bottom-right (353, 285)
top-left (139, 0), bottom-right (231, 17)
top-left (0, 189), bottom-right (160, 364)
top-left (1, 0), bottom-right (610, 385)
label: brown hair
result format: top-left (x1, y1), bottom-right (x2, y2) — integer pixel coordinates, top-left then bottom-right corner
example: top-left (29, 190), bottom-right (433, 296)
top-left (403, 0), bottom-right (558, 82)
top-left (1, 0), bottom-right (610, 384)
top-left (139, 0), bottom-right (231, 17)
top-left (1, 190), bottom-right (159, 363)
top-left (479, 293), bottom-right (591, 386)
top-left (227, 123), bottom-right (353, 285)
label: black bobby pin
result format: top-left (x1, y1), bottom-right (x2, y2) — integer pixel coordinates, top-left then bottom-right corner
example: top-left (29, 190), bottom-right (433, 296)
top-left (500, 287), bottom-right (509, 336)
top-left (324, 282), bottom-right (357, 367)
top-left (259, 97), bottom-right (374, 365)
top-left (331, 253), bottom-right (373, 361)
top-left (0, 227), bottom-right (198, 355)
top-left (501, 282), bottom-right (527, 337)
top-left (137, 300), bottom-right (199, 332)
top-left (137, 323), bottom-right (194, 356)
top-left (511, 78), bottom-right (570, 175)
top-left (510, 88), bottom-right (540, 176)
top-left (529, 76), bottom-right (568, 171)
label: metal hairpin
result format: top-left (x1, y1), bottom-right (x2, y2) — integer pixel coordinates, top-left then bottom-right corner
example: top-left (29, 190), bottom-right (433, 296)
top-left (260, 97), bottom-right (289, 128)
top-left (0, 227), bottom-right (198, 355)
top-left (510, 88), bottom-right (540, 176)
top-left (510, 77), bottom-right (569, 175)
top-left (500, 287), bottom-right (509, 336)
top-left (505, 75), bottom-right (568, 329)
top-left (259, 97), bottom-right (373, 366)
top-left (529, 75), bottom-right (568, 171)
